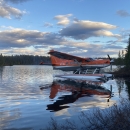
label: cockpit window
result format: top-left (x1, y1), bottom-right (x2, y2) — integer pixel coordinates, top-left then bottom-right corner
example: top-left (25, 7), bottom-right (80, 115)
top-left (86, 58), bottom-right (94, 62)
top-left (89, 58), bottom-right (94, 61)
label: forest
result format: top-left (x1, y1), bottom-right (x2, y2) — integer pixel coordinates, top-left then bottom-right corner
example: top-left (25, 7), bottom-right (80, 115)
top-left (0, 54), bottom-right (50, 66)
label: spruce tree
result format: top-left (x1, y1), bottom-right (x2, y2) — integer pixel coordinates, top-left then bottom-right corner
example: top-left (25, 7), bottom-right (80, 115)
top-left (118, 50), bottom-right (122, 66)
top-left (125, 35), bottom-right (130, 68)
top-left (0, 53), bottom-right (3, 66)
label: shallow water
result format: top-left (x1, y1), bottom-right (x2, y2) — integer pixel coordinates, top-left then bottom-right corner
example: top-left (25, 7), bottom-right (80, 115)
top-left (0, 65), bottom-right (129, 130)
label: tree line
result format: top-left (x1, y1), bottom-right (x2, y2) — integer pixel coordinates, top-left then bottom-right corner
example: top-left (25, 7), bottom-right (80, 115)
top-left (116, 35), bottom-right (130, 68)
top-left (0, 53), bottom-right (126, 66)
top-left (0, 54), bottom-right (50, 66)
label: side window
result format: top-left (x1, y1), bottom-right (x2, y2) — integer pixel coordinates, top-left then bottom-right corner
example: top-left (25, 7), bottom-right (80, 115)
top-left (86, 59), bottom-right (89, 62)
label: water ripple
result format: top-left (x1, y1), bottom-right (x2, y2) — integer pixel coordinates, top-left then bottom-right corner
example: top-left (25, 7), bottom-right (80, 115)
top-left (0, 65), bottom-right (129, 129)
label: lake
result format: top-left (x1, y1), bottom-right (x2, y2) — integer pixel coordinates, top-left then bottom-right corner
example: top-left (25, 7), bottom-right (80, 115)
top-left (0, 65), bottom-right (130, 130)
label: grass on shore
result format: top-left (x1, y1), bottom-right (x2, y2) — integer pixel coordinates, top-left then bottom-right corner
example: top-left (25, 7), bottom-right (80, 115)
top-left (44, 99), bottom-right (130, 130)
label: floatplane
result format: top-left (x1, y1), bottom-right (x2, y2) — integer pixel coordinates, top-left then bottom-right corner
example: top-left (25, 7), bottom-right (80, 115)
top-left (44, 50), bottom-right (114, 82)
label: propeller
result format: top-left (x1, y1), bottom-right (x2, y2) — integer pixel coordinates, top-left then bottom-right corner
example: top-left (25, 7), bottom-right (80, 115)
top-left (107, 54), bottom-right (111, 61)
top-left (107, 54), bottom-right (114, 71)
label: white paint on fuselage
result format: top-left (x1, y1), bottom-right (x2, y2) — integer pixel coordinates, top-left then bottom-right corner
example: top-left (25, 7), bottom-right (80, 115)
top-left (53, 64), bottom-right (110, 71)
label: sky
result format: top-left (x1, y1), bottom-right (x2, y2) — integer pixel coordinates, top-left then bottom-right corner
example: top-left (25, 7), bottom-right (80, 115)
top-left (0, 0), bottom-right (130, 57)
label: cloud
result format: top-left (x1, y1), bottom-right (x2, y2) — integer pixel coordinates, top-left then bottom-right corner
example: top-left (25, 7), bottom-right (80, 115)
top-left (0, 25), bottom-right (15, 30)
top-left (104, 44), bottom-right (123, 49)
top-left (0, 46), bottom-right (49, 56)
top-left (0, 0), bottom-right (26, 19)
top-left (54, 14), bottom-right (72, 26)
top-left (0, 28), bottom-right (46, 48)
top-left (44, 22), bottom-right (53, 27)
top-left (52, 42), bottom-right (122, 58)
top-left (0, 47), bottom-right (32, 55)
top-left (60, 20), bottom-right (120, 40)
top-left (49, 38), bottom-right (123, 57)
top-left (4, 0), bottom-right (30, 4)
top-left (0, 28), bottom-right (66, 49)
top-left (92, 41), bottom-right (100, 43)
top-left (0, 27), bottom-right (123, 57)
top-left (119, 29), bottom-right (130, 39)
top-left (116, 10), bottom-right (130, 17)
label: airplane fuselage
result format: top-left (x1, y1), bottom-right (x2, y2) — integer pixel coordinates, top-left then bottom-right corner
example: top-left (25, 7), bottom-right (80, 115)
top-left (48, 50), bottom-right (111, 72)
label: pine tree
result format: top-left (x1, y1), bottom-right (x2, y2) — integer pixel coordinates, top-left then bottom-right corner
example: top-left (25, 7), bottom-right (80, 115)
top-left (125, 35), bottom-right (130, 68)
top-left (118, 50), bottom-right (122, 66)
top-left (0, 53), bottom-right (3, 66)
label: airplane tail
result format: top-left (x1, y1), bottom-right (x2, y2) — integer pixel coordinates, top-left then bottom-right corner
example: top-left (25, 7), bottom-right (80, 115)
top-left (48, 49), bottom-right (72, 66)
top-left (48, 49), bottom-right (82, 67)
top-left (50, 55), bottom-right (69, 66)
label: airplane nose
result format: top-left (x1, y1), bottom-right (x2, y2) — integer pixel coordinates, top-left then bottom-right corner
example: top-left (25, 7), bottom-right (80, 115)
top-left (110, 59), bottom-right (114, 63)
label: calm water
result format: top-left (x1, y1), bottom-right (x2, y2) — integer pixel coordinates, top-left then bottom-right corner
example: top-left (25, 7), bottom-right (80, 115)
top-left (0, 65), bottom-right (130, 130)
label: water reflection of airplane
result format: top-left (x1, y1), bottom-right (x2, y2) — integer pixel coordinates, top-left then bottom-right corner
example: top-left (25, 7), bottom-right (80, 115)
top-left (44, 50), bottom-right (114, 81)
top-left (43, 80), bottom-right (111, 112)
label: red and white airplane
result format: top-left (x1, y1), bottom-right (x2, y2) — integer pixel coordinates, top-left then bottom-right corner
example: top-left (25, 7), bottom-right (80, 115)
top-left (41, 50), bottom-right (114, 81)
top-left (48, 50), bottom-right (114, 72)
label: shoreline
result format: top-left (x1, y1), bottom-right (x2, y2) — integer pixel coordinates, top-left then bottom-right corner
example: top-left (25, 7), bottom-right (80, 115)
top-left (111, 67), bottom-right (130, 82)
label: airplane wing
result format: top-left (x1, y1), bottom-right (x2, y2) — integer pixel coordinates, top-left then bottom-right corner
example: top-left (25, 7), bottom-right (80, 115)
top-left (48, 50), bottom-right (86, 62)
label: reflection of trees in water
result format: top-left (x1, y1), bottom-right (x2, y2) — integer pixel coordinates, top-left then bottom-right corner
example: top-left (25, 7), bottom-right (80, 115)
top-left (0, 67), bottom-right (4, 82)
top-left (116, 79), bottom-right (125, 97)
top-left (125, 81), bottom-right (130, 100)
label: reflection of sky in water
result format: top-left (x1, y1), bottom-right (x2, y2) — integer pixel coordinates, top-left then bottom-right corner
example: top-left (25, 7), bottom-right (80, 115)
top-left (0, 66), bottom-right (130, 129)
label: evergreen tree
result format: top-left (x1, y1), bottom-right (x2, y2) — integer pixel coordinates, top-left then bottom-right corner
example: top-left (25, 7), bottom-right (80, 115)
top-left (118, 50), bottom-right (122, 66)
top-left (125, 35), bottom-right (130, 68)
top-left (121, 50), bottom-right (124, 65)
top-left (0, 53), bottom-right (4, 66)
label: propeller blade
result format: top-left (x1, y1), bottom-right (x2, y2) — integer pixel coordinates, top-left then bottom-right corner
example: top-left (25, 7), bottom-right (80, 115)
top-left (107, 54), bottom-right (114, 72)
top-left (107, 54), bottom-right (111, 61)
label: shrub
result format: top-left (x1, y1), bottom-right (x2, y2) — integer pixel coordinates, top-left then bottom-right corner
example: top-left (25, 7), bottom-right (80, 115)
top-left (45, 99), bottom-right (130, 130)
